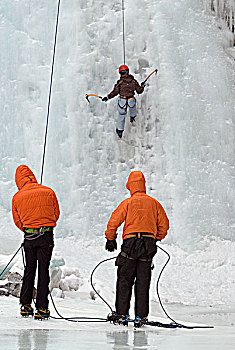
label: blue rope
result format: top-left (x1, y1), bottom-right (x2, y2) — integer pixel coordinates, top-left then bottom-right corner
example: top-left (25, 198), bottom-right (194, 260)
top-left (40, 0), bottom-right (61, 184)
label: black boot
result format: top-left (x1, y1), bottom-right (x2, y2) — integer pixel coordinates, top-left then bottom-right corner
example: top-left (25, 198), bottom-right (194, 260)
top-left (107, 312), bottom-right (129, 326)
top-left (116, 129), bottom-right (124, 138)
top-left (130, 116), bottom-right (136, 123)
top-left (134, 316), bottom-right (148, 328)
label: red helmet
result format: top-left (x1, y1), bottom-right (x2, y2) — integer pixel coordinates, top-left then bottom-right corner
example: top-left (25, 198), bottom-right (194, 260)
top-left (119, 64), bottom-right (129, 73)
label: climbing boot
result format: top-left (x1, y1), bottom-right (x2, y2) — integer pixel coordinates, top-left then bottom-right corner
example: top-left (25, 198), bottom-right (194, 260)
top-left (34, 308), bottom-right (50, 320)
top-left (134, 316), bottom-right (148, 328)
top-left (130, 116), bottom-right (136, 123)
top-left (116, 129), bottom-right (124, 138)
top-left (107, 311), bottom-right (129, 326)
top-left (20, 304), bottom-right (34, 317)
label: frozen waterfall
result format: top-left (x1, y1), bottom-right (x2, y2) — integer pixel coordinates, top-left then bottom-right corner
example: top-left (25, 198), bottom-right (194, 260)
top-left (0, 0), bottom-right (234, 252)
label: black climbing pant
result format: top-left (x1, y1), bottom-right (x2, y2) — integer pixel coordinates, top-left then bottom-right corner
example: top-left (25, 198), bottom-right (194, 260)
top-left (20, 231), bottom-right (54, 309)
top-left (115, 235), bottom-right (157, 318)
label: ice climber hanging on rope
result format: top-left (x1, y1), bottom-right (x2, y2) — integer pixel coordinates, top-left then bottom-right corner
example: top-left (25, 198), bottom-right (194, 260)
top-left (102, 65), bottom-right (145, 138)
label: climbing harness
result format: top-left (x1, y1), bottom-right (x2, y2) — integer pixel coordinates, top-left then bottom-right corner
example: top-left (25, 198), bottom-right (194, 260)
top-left (118, 97), bottom-right (136, 113)
top-left (120, 251), bottom-right (152, 262)
top-left (118, 232), bottom-right (155, 263)
top-left (40, 0), bottom-right (61, 185)
top-left (124, 232), bottom-right (155, 239)
top-left (23, 226), bottom-right (53, 240)
top-left (119, 96), bottom-right (134, 100)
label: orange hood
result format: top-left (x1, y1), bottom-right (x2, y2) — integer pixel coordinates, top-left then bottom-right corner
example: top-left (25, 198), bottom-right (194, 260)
top-left (126, 171), bottom-right (146, 196)
top-left (15, 165), bottom-right (37, 190)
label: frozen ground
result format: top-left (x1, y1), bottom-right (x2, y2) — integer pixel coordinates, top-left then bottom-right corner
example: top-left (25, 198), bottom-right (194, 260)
top-left (1, 237), bottom-right (235, 349)
top-left (0, 294), bottom-right (235, 350)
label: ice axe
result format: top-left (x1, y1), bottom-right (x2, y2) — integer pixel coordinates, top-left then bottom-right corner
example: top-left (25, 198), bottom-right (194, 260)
top-left (142, 68), bottom-right (158, 86)
top-left (85, 94), bottom-right (103, 103)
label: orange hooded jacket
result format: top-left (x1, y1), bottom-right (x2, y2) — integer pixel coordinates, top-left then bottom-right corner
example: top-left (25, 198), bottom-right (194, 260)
top-left (12, 165), bottom-right (60, 231)
top-left (105, 171), bottom-right (169, 241)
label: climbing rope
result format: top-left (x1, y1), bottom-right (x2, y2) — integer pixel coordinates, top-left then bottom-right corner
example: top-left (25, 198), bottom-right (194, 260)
top-left (40, 0), bottom-right (61, 185)
top-left (0, 244), bottom-right (24, 279)
top-left (122, 0), bottom-right (126, 64)
top-left (90, 256), bottom-right (116, 313)
top-left (155, 245), bottom-right (213, 329)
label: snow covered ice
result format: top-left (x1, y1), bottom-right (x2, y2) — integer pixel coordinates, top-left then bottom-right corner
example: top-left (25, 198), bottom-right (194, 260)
top-left (0, 0), bottom-right (235, 349)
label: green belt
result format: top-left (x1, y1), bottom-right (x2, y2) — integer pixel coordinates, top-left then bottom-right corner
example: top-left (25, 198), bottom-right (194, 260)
top-left (24, 227), bottom-right (52, 234)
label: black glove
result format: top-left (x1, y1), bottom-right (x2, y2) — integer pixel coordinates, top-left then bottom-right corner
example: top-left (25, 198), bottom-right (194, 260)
top-left (141, 82), bottom-right (146, 87)
top-left (102, 96), bottom-right (108, 102)
top-left (105, 239), bottom-right (117, 252)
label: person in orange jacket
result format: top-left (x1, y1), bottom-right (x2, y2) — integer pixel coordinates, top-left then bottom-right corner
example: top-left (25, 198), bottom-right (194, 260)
top-left (105, 171), bottom-right (169, 327)
top-left (12, 165), bottom-right (60, 320)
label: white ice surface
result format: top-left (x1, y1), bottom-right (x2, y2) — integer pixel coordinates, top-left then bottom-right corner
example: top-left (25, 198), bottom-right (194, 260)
top-left (0, 294), bottom-right (235, 350)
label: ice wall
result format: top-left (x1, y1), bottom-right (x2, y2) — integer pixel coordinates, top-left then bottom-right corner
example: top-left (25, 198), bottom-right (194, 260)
top-left (200, 0), bottom-right (235, 47)
top-left (0, 0), bottom-right (234, 251)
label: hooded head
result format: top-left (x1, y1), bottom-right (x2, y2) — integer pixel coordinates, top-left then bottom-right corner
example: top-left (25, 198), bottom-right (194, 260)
top-left (126, 171), bottom-right (146, 196)
top-left (15, 165), bottom-right (37, 190)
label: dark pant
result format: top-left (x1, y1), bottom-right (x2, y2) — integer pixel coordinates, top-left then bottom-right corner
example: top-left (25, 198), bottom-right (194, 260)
top-left (20, 231), bottom-right (54, 309)
top-left (115, 236), bottom-right (157, 318)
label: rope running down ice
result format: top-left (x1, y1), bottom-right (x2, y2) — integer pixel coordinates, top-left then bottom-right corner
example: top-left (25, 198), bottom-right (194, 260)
top-left (40, 0), bottom-right (61, 185)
